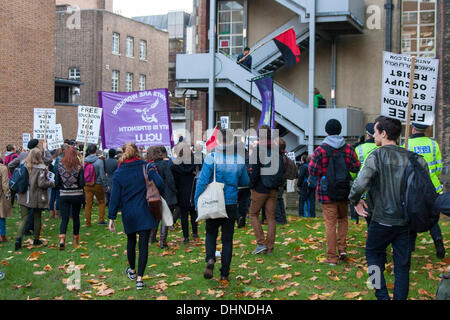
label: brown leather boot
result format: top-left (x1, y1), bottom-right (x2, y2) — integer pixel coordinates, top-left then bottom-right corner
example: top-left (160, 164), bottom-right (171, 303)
top-left (59, 234), bottom-right (66, 250)
top-left (73, 235), bottom-right (80, 247)
top-left (160, 226), bottom-right (169, 249)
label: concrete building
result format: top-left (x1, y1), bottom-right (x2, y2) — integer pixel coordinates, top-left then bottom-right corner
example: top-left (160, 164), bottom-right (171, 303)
top-left (0, 0), bottom-right (55, 152)
top-left (55, 2), bottom-right (168, 140)
top-left (177, 0), bottom-right (448, 169)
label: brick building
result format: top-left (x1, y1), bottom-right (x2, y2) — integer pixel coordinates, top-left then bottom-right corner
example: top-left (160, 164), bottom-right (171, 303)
top-left (179, 0), bottom-right (449, 169)
top-left (55, 2), bottom-right (168, 140)
top-left (0, 0), bottom-right (56, 154)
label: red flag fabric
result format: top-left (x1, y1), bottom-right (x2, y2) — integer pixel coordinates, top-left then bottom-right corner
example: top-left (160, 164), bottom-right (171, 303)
top-left (206, 126), bottom-right (220, 151)
top-left (273, 28), bottom-right (300, 66)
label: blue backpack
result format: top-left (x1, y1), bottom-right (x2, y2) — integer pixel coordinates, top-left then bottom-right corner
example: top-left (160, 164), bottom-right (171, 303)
top-left (9, 163), bottom-right (29, 194)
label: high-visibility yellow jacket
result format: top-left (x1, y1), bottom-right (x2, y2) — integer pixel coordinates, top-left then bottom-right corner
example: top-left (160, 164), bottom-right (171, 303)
top-left (402, 133), bottom-right (443, 194)
top-left (350, 140), bottom-right (378, 180)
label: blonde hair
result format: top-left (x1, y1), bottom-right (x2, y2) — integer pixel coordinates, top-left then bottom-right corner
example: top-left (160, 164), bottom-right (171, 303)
top-left (24, 148), bottom-right (43, 172)
top-left (119, 142), bottom-right (141, 164)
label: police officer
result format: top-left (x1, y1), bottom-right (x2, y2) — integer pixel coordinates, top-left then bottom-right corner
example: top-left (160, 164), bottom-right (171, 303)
top-left (403, 123), bottom-right (445, 259)
top-left (350, 123), bottom-right (378, 224)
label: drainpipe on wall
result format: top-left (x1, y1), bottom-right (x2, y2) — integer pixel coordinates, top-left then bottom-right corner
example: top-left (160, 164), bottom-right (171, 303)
top-left (331, 37), bottom-right (337, 108)
top-left (208, 0), bottom-right (216, 130)
top-left (385, 0), bottom-right (394, 52)
top-left (308, 0), bottom-right (316, 155)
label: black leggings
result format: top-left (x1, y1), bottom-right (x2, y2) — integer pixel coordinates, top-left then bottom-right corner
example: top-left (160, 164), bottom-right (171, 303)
top-left (179, 206), bottom-right (198, 239)
top-left (59, 196), bottom-right (82, 235)
top-left (127, 230), bottom-right (151, 277)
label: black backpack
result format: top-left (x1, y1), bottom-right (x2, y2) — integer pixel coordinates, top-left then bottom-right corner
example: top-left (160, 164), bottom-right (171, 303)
top-left (260, 148), bottom-right (285, 190)
top-left (401, 152), bottom-right (439, 233)
top-left (9, 163), bottom-right (29, 194)
top-left (322, 144), bottom-right (351, 201)
top-left (318, 97), bottom-right (327, 108)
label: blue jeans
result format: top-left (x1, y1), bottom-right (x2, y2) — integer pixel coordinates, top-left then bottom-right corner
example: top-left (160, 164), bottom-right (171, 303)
top-left (299, 189), bottom-right (316, 217)
top-left (0, 218), bottom-right (5, 236)
top-left (205, 205), bottom-right (237, 277)
top-left (365, 222), bottom-right (412, 300)
top-left (49, 188), bottom-right (60, 211)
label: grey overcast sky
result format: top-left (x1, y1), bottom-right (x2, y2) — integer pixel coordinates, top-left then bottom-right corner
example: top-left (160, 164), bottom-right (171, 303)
top-left (114, 0), bottom-right (193, 17)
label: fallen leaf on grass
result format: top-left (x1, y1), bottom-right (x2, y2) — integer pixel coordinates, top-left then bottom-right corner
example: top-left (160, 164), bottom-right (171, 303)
top-left (156, 296), bottom-right (168, 300)
top-left (344, 292), bottom-right (360, 299)
top-left (314, 285), bottom-right (324, 290)
top-left (288, 291), bottom-right (298, 297)
top-left (308, 294), bottom-right (320, 300)
top-left (216, 291), bottom-right (225, 298)
top-left (96, 288), bottom-right (115, 297)
top-left (1, 260), bottom-right (8, 266)
top-left (98, 268), bottom-right (113, 273)
top-left (309, 276), bottom-right (318, 281)
top-left (27, 252), bottom-right (41, 261)
top-left (169, 281), bottom-right (184, 286)
top-left (207, 289), bottom-right (216, 295)
top-left (53, 296), bottom-right (64, 300)
top-left (33, 264), bottom-right (40, 268)
top-left (33, 271), bottom-right (46, 275)
top-left (418, 288), bottom-right (434, 299)
top-left (329, 276), bottom-right (340, 282)
top-left (172, 262), bottom-right (182, 267)
top-left (43, 264), bottom-right (53, 271)
top-left (196, 290), bottom-right (201, 296)
top-left (356, 271), bottom-right (364, 279)
top-left (80, 253), bottom-right (89, 259)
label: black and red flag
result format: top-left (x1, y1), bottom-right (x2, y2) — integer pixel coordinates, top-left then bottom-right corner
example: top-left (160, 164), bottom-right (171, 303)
top-left (273, 28), bottom-right (301, 67)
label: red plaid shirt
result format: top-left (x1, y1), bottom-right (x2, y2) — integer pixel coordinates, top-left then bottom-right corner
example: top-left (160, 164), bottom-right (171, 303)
top-left (308, 143), bottom-right (360, 204)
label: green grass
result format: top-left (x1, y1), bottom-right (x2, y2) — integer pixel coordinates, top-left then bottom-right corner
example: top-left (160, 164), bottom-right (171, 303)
top-left (0, 204), bottom-right (448, 300)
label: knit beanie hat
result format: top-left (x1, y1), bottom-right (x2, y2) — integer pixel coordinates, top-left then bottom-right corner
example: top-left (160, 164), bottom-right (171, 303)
top-left (325, 119), bottom-right (342, 135)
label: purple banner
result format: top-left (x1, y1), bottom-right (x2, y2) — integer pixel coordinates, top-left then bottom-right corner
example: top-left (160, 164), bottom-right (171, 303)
top-left (256, 76), bottom-right (275, 129)
top-left (99, 89), bottom-right (174, 149)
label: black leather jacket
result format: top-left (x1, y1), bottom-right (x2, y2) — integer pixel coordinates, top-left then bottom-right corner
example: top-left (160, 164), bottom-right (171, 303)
top-left (349, 144), bottom-right (428, 226)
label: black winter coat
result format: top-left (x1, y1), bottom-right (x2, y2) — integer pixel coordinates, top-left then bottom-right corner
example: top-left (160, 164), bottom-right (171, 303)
top-left (154, 160), bottom-right (178, 207)
top-left (171, 163), bottom-right (197, 208)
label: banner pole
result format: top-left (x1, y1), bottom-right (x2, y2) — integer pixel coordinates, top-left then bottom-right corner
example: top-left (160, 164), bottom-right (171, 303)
top-left (43, 111), bottom-right (48, 150)
top-left (82, 108), bottom-right (92, 165)
top-left (404, 56), bottom-right (416, 151)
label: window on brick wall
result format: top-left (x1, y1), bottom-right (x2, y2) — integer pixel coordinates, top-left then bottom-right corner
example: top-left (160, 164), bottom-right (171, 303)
top-left (126, 72), bottom-right (134, 92)
top-left (140, 40), bottom-right (147, 60)
top-left (112, 32), bottom-right (120, 54)
top-left (69, 67), bottom-right (80, 81)
top-left (126, 36), bottom-right (134, 57)
top-left (139, 74), bottom-right (146, 91)
top-left (401, 0), bottom-right (436, 57)
top-left (112, 70), bottom-right (120, 92)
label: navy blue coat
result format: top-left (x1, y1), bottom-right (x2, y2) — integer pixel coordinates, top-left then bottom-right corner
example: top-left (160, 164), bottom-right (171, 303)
top-left (108, 160), bottom-right (164, 234)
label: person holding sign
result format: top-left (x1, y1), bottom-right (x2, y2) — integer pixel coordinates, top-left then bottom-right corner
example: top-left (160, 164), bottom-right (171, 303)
top-left (15, 148), bottom-right (55, 250)
top-left (402, 123), bottom-right (446, 260)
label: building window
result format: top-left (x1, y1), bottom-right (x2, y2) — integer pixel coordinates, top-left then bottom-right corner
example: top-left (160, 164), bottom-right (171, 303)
top-left (112, 70), bottom-right (120, 92)
top-left (140, 40), bottom-right (147, 60)
top-left (69, 67), bottom-right (80, 81)
top-left (126, 36), bottom-right (134, 57)
top-left (112, 32), bottom-right (120, 54)
top-left (218, 0), bottom-right (244, 57)
top-left (126, 72), bottom-right (133, 92)
top-left (139, 74), bottom-right (146, 91)
top-left (401, 0), bottom-right (436, 57)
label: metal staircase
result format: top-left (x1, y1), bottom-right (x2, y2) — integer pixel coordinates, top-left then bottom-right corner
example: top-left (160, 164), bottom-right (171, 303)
top-left (176, 0), bottom-right (366, 155)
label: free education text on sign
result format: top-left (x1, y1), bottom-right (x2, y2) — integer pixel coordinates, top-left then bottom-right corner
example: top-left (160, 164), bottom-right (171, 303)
top-left (381, 51), bottom-right (439, 126)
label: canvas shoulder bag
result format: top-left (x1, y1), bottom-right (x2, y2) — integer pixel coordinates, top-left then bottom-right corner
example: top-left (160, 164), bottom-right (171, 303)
top-left (196, 155), bottom-right (228, 221)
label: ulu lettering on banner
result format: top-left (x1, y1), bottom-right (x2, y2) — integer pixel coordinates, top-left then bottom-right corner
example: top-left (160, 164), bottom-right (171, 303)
top-left (381, 51), bottom-right (439, 125)
top-left (99, 89), bottom-right (174, 149)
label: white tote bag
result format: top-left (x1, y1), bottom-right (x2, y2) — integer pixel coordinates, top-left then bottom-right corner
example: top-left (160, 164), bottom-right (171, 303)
top-left (161, 197), bottom-right (174, 227)
top-left (196, 158), bottom-right (228, 221)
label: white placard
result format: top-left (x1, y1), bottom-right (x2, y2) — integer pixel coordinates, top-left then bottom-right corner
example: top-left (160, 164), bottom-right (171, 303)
top-left (48, 124), bottom-right (64, 151)
top-left (286, 152), bottom-right (296, 161)
top-left (22, 133), bottom-right (31, 150)
top-left (33, 108), bottom-right (56, 140)
top-left (381, 51), bottom-right (439, 125)
top-left (76, 106), bottom-right (102, 145)
top-left (220, 116), bottom-right (229, 130)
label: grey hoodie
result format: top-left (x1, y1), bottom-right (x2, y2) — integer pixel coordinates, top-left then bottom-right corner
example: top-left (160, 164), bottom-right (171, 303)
top-left (84, 155), bottom-right (106, 188)
top-left (322, 135), bottom-right (346, 150)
